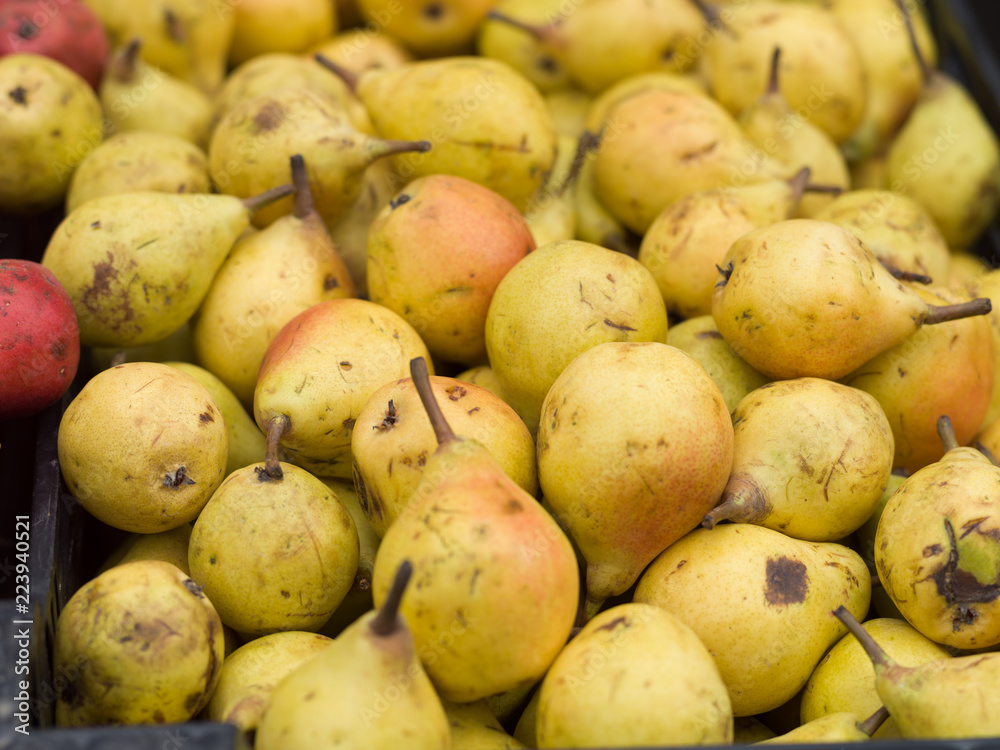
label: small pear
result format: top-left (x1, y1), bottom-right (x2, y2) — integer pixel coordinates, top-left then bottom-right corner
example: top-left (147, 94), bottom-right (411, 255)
top-left (875, 416), bottom-right (1000, 650)
top-left (801, 618), bottom-right (951, 739)
top-left (355, 0), bottom-right (495, 57)
top-left (834, 605), bottom-right (1000, 738)
top-left (757, 709), bottom-right (887, 745)
top-left (443, 700), bottom-right (526, 750)
top-left (573, 150), bottom-right (634, 255)
top-left (635, 525), bottom-right (871, 716)
top-left (99, 524), bottom-right (193, 576)
top-left (513, 688), bottom-right (541, 747)
top-left (665, 316), bottom-right (770, 414)
top-left (536, 603), bottom-right (732, 748)
top-left (193, 154), bottom-right (356, 406)
top-left (370, 359), bottom-right (579, 702)
top-left (57, 362), bottom-right (228, 533)
top-left (477, 0), bottom-right (572, 93)
top-left (485, 240), bottom-right (668, 434)
top-left (100, 40), bottom-right (213, 148)
top-left (42, 184), bottom-right (292, 348)
top-left (538, 342), bottom-right (734, 617)
top-left (227, 0), bottom-right (335, 66)
top-left (702, 378), bottom-right (894, 542)
top-left (711, 219), bottom-right (992, 380)
top-left (255, 561), bottom-right (452, 750)
top-left (352, 375), bottom-right (537, 538)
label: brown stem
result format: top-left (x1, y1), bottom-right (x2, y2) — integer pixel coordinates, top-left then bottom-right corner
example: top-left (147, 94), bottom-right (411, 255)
top-left (112, 39), bottom-right (142, 82)
top-left (486, 10), bottom-right (556, 44)
top-left (871, 573), bottom-right (883, 589)
top-left (289, 154), bottom-right (314, 219)
top-left (410, 357), bottom-right (455, 447)
top-left (881, 261), bottom-right (932, 285)
top-left (893, 0), bottom-right (932, 86)
top-left (109, 351), bottom-right (127, 367)
top-left (375, 139), bottom-right (433, 157)
top-left (689, 0), bottom-right (723, 27)
top-left (164, 9), bottom-right (185, 43)
top-left (937, 415), bottom-right (959, 452)
top-left (832, 606), bottom-right (893, 670)
top-left (802, 183), bottom-right (845, 196)
top-left (240, 183), bottom-right (294, 214)
top-left (557, 130), bottom-right (601, 198)
top-left (923, 297), bottom-right (992, 325)
top-left (974, 440), bottom-right (1000, 466)
top-left (264, 415), bottom-right (290, 479)
top-left (370, 560), bottom-right (412, 636)
top-left (313, 53), bottom-right (360, 94)
top-left (786, 166), bottom-right (811, 210)
top-left (767, 47), bottom-right (782, 96)
top-left (857, 705), bottom-right (890, 737)
top-left (701, 502), bottom-right (733, 529)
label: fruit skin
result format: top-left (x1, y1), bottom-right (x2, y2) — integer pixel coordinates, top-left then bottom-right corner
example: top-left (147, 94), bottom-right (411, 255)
top-left (0, 259), bottom-right (79, 421)
top-left (0, 0), bottom-right (109, 89)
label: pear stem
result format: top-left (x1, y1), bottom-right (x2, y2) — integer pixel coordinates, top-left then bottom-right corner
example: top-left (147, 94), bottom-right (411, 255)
top-left (832, 606), bottom-right (894, 670)
top-left (376, 139), bottom-right (433, 157)
top-left (689, 0), bottom-right (723, 27)
top-left (802, 183), bottom-right (844, 196)
top-left (313, 53), bottom-right (360, 94)
top-left (409, 357), bottom-right (456, 447)
top-left (289, 154), bottom-right (314, 219)
top-left (371, 560), bottom-right (413, 636)
top-left (701, 502), bottom-right (733, 530)
top-left (893, 0), bottom-right (933, 86)
top-left (109, 351), bottom-right (127, 367)
top-left (767, 47), bottom-right (782, 96)
top-left (857, 705), bottom-right (890, 737)
top-left (871, 573), bottom-right (883, 589)
top-left (557, 130), bottom-right (601, 198)
top-left (786, 166), bottom-right (811, 209)
top-left (583, 595), bottom-right (604, 622)
top-left (937, 415), bottom-right (960, 452)
top-left (486, 10), bottom-right (556, 44)
top-left (881, 261), bottom-right (932, 285)
top-left (923, 297), bottom-right (992, 325)
top-left (264, 415), bottom-right (290, 480)
top-left (240, 183), bottom-right (294, 215)
top-left (112, 38), bottom-right (142, 82)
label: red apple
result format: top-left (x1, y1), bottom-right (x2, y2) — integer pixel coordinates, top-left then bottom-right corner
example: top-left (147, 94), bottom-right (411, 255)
top-left (0, 0), bottom-right (109, 89)
top-left (0, 259), bottom-right (79, 421)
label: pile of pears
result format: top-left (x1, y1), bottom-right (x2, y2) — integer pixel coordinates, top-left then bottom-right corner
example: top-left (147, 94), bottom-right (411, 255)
top-left (14, 0), bottom-right (1000, 746)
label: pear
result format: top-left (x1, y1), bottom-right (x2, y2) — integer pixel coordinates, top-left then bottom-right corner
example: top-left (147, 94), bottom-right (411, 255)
top-left (253, 298), bottom-right (432, 479)
top-left (207, 630), bottom-right (334, 732)
top-left (58, 362), bottom-right (228, 533)
top-left (834, 605), bottom-right (1000, 738)
top-left (591, 86), bottom-right (788, 234)
top-left (308, 28), bottom-right (413, 75)
top-left (66, 132), bottom-right (210, 213)
top-left (949, 251), bottom-right (991, 296)
top-left (841, 285), bottom-right (994, 473)
top-left (538, 342), bottom-right (734, 617)
top-left (814, 190), bottom-right (951, 284)
top-left (54, 560), bottom-right (224, 726)
top-left (317, 55), bottom-right (556, 213)
top-left (41, 184), bottom-right (291, 348)
top-left (573, 150), bottom-right (634, 255)
top-left (352, 375), bottom-right (537, 538)
top-left (758, 709), bottom-right (887, 745)
top-left (100, 40), bottom-right (213, 148)
top-left (850, 152), bottom-right (889, 192)
top-left (99, 524), bottom-right (193, 576)
top-left (971, 269), bottom-right (1000, 432)
top-left (486, 681), bottom-right (538, 727)
top-left (634, 524), bottom-right (871, 716)
top-left (0, 53), bottom-right (105, 213)
top-left (227, 0), bottom-right (335, 66)
top-left (711, 219), bottom-right (992, 381)
top-left (639, 169), bottom-right (810, 318)
top-left (210, 86), bottom-right (430, 228)
top-left (738, 48), bottom-right (850, 218)
top-left (89, 321), bottom-right (197, 372)
top-left (875, 416), bottom-right (1000, 650)
top-left (485, 0), bottom-right (705, 95)
top-left (163, 362), bottom-right (267, 478)
top-left (885, 0), bottom-right (1000, 249)
top-left (702, 378), bottom-right (894, 542)
top-left (477, 0), bottom-right (572, 93)
top-left (537, 603), bottom-right (732, 747)
top-left (485, 240), bottom-right (668, 434)
top-left (801, 618), bottom-right (951, 739)
top-left (523, 133), bottom-right (579, 247)
top-left (454, 365), bottom-right (510, 404)
top-left (255, 561), bottom-right (452, 750)
top-left (854, 472), bottom-right (908, 578)
top-left (665, 316), bottom-right (770, 414)
top-left (193, 154), bottom-right (356, 407)
top-left (443, 700), bottom-right (526, 750)
top-left (584, 70), bottom-right (708, 135)
top-left (513, 688), bottom-right (541, 747)
top-left (701, 1), bottom-right (865, 143)
top-left (355, 0), bottom-right (495, 57)
top-left (370, 358), bottom-right (579, 702)
top-left (367, 174), bottom-right (535, 366)
top-left (734, 717), bottom-right (776, 744)
top-left (188, 461), bottom-right (359, 639)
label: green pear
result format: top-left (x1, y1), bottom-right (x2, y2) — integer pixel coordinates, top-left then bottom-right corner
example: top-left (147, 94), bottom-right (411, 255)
top-left (702, 378), bottom-right (894, 542)
top-left (486, 681), bottom-right (538, 726)
top-left (476, 0), bottom-right (572, 93)
top-left (635, 524), bottom-right (871, 716)
top-left (513, 688), bottom-right (541, 747)
top-left (206, 630), bottom-right (334, 732)
top-left (253, 298), bottom-right (432, 479)
top-left (854, 473), bottom-right (907, 578)
top-left (485, 240), bottom-right (668, 434)
top-left (834, 605), bottom-right (1000, 738)
top-left (193, 154), bottom-right (356, 407)
top-left (100, 40), bottom-right (213, 148)
top-left (58, 362), bottom-right (228, 533)
top-left (352, 375), bottom-right (537, 538)
top-left (538, 342), bottom-right (734, 617)
top-left (442, 700), bottom-right (526, 749)
top-left (99, 524), bottom-right (193, 576)
top-left (665, 316), bottom-right (770, 414)
top-left (255, 562), bottom-right (451, 750)
top-left (370, 359), bottom-right (579, 702)
top-left (801, 618), bottom-right (951, 739)
top-left (711, 219), bottom-right (992, 381)
top-left (42, 185), bottom-right (291, 348)
top-left (757, 709), bottom-right (887, 744)
top-left (188, 461), bottom-right (359, 639)
top-left (875, 416), bottom-right (1000, 650)
top-left (536, 603), bottom-right (733, 748)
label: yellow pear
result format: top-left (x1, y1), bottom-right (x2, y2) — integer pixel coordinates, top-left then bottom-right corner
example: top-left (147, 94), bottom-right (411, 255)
top-left (356, 0), bottom-right (494, 57)
top-left (758, 710), bottom-right (886, 744)
top-left (443, 700), bottom-right (526, 750)
top-left (454, 365), bottom-right (510, 405)
top-left (227, 0), bottom-right (336, 66)
top-left (477, 0), bottom-right (572, 93)
top-left (99, 524), bottom-right (193, 576)
top-left (545, 88), bottom-right (591, 138)
top-left (971, 269), bottom-right (1000, 433)
top-left (308, 28), bottom-right (413, 75)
